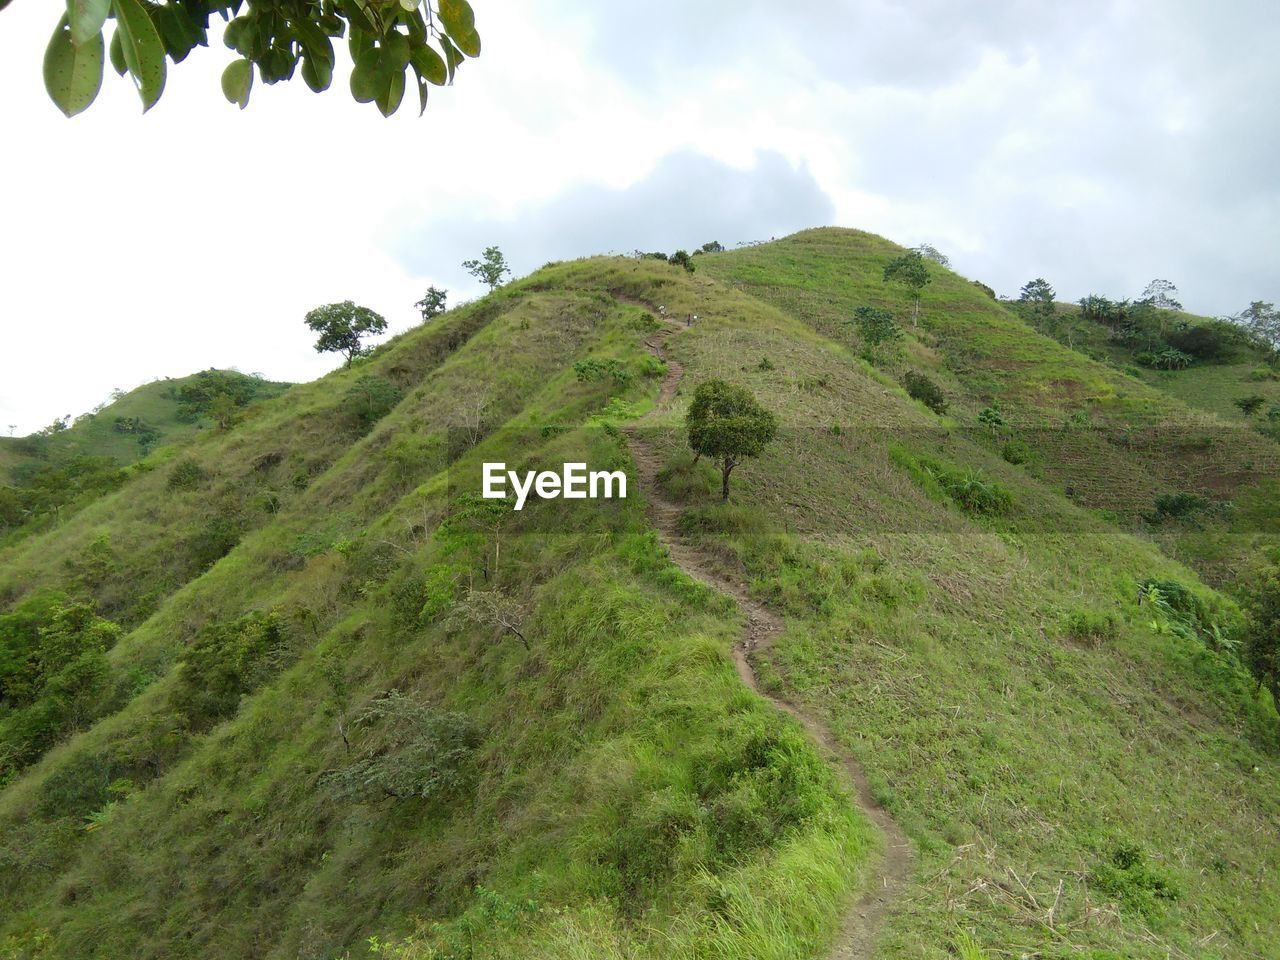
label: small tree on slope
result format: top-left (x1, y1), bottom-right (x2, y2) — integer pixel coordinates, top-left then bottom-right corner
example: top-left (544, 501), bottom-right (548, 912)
top-left (685, 379), bottom-right (778, 501)
top-left (462, 246), bottom-right (512, 291)
top-left (1243, 567), bottom-right (1280, 709)
top-left (883, 251), bottom-right (931, 327)
top-left (304, 300), bottom-right (388, 367)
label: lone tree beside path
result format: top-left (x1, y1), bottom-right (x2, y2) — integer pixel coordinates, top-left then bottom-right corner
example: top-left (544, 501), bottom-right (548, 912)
top-left (686, 379), bottom-right (778, 501)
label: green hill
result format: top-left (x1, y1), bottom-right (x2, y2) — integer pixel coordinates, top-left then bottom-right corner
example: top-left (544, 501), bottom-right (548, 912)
top-left (1, 232), bottom-right (1277, 960)
top-left (0, 370), bottom-right (291, 546)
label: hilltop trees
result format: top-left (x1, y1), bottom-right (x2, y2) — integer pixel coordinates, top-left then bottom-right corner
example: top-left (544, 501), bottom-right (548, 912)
top-left (38, 0), bottom-right (482, 117)
top-left (415, 286), bottom-right (449, 322)
top-left (686, 380), bottom-right (777, 500)
top-left (913, 243), bottom-right (950, 268)
top-left (1233, 301), bottom-right (1280, 352)
top-left (463, 246), bottom-right (511, 290)
top-left (304, 301), bottom-right (388, 367)
top-left (1019, 278), bottom-right (1057, 329)
top-left (883, 251), bottom-right (931, 327)
top-left (668, 250), bottom-right (696, 273)
top-left (1141, 279), bottom-right (1182, 312)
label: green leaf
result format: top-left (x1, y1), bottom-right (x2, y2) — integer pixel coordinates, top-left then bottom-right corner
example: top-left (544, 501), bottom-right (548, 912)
top-left (410, 44), bottom-right (446, 85)
top-left (156, 4), bottom-right (205, 63)
top-left (44, 14), bottom-right (104, 117)
top-left (301, 53), bottom-right (333, 93)
top-left (112, 0), bottom-right (166, 111)
top-left (375, 66), bottom-right (406, 117)
top-left (108, 28), bottom-right (126, 75)
top-left (439, 35), bottom-right (462, 82)
top-left (383, 31), bottom-right (410, 70)
top-left (437, 0), bottom-right (475, 36)
top-left (65, 0), bottom-right (110, 47)
top-left (350, 52), bottom-right (379, 103)
top-left (220, 58), bottom-right (253, 109)
top-left (451, 26), bottom-right (480, 58)
top-left (410, 66), bottom-right (428, 115)
top-left (292, 18), bottom-right (335, 66)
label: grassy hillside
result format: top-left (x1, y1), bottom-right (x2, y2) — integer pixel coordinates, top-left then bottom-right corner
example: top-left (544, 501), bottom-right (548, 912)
top-left (1022, 298), bottom-right (1280, 429)
top-left (697, 229), bottom-right (1280, 586)
top-left (1, 370), bottom-right (291, 476)
top-left (0, 371), bottom-right (291, 549)
top-left (1, 237), bottom-right (1278, 959)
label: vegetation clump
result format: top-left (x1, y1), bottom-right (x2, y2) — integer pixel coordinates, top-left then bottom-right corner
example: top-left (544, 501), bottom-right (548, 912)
top-left (321, 690), bottom-right (480, 803)
top-left (902, 371), bottom-right (948, 414)
top-left (0, 593), bottom-right (122, 782)
top-left (851, 305), bottom-right (902, 360)
top-left (341, 374), bottom-right (404, 432)
top-left (1090, 842), bottom-right (1180, 918)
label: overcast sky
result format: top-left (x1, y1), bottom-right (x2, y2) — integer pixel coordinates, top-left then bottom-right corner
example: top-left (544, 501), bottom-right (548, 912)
top-left (2, 1), bottom-right (1277, 433)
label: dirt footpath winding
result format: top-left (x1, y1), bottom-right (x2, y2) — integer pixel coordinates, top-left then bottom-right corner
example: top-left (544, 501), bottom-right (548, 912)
top-left (620, 310), bottom-right (914, 960)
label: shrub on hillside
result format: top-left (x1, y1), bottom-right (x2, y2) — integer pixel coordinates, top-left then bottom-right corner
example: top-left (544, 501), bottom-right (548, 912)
top-left (189, 512), bottom-right (243, 571)
top-left (574, 357), bottom-right (633, 391)
top-left (935, 466), bottom-right (1012, 515)
top-left (0, 593), bottom-right (122, 780)
top-left (1000, 439), bottom-right (1034, 465)
top-left (341, 374), bottom-right (403, 432)
top-left (851, 305), bottom-right (902, 360)
top-left (1166, 322), bottom-right (1234, 361)
top-left (895, 448), bottom-right (1013, 516)
top-left (1242, 566), bottom-right (1280, 708)
top-left (1146, 492), bottom-right (1214, 525)
top-left (1065, 608), bottom-right (1120, 647)
top-left (1090, 842), bottom-right (1180, 918)
top-left (171, 611), bottom-right (291, 730)
top-left (668, 249), bottom-right (695, 273)
top-left (321, 690), bottom-right (479, 804)
top-left (1135, 348), bottom-right (1193, 370)
top-left (902, 371), bottom-right (948, 414)
top-left (174, 369), bottom-right (278, 422)
top-left (167, 458), bottom-right (205, 491)
top-left (1234, 395), bottom-right (1267, 416)
top-left (977, 406), bottom-right (1005, 430)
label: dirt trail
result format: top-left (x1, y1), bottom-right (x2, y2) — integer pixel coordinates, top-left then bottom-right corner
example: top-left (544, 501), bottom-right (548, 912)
top-left (620, 307), bottom-right (914, 960)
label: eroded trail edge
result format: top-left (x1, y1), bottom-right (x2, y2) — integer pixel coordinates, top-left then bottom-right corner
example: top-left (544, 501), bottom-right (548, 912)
top-left (621, 311), bottom-right (914, 960)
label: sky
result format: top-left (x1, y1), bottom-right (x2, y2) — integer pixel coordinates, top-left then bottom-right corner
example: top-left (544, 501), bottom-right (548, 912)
top-left (2, 0), bottom-right (1278, 433)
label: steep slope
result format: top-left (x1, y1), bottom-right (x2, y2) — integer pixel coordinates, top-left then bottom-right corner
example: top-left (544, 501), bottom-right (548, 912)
top-left (1, 243), bottom-right (1278, 960)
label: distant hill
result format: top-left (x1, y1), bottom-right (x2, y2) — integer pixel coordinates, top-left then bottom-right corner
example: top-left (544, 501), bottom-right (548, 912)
top-left (1, 369), bottom-right (292, 478)
top-left (0, 233), bottom-right (1277, 960)
top-left (1022, 297), bottom-right (1280, 427)
top-left (0, 369), bottom-right (291, 542)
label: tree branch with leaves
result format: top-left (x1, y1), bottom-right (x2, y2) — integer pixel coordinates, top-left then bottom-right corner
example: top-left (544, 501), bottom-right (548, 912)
top-left (36, 0), bottom-right (482, 118)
